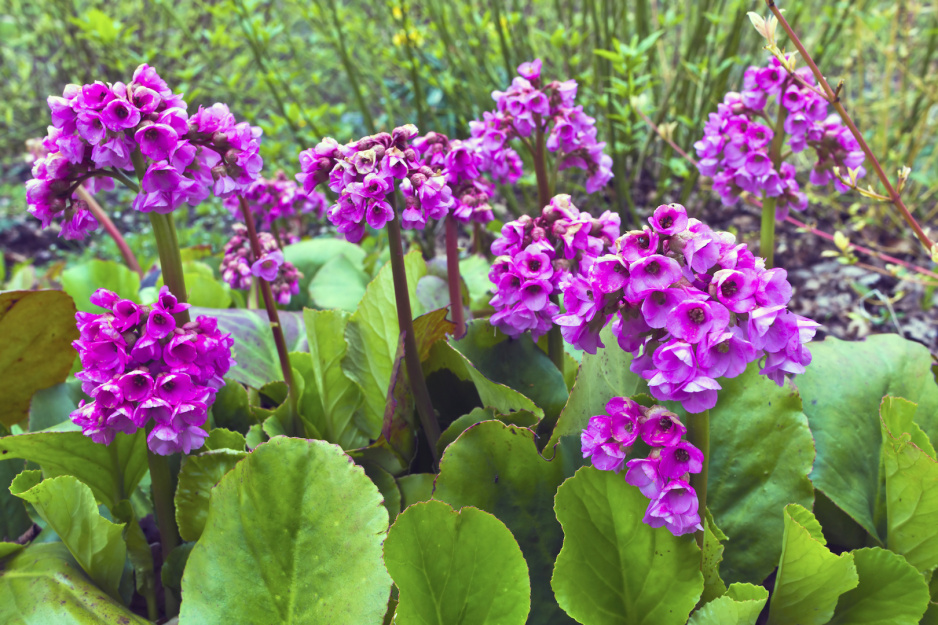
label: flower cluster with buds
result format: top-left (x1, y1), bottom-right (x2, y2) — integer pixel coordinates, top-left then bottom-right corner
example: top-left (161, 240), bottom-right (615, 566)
top-left (220, 224), bottom-right (301, 305)
top-left (582, 397), bottom-right (704, 536)
top-left (488, 194), bottom-right (620, 342)
top-left (223, 170), bottom-right (327, 234)
top-left (412, 132), bottom-right (494, 225)
top-left (469, 58), bottom-right (613, 193)
top-left (695, 57), bottom-right (865, 219)
top-left (553, 202), bottom-right (818, 413)
top-left (26, 64), bottom-right (263, 239)
top-left (296, 124), bottom-right (454, 242)
top-left (70, 287), bottom-right (234, 455)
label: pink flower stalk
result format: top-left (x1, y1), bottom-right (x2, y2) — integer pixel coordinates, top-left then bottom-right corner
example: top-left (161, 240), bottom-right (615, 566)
top-left (695, 57), bottom-right (865, 219)
top-left (221, 224), bottom-right (301, 305)
top-left (488, 194), bottom-right (620, 342)
top-left (71, 287), bottom-right (235, 455)
top-left (532, 202), bottom-right (817, 412)
top-left (583, 396), bottom-right (704, 536)
top-left (296, 125), bottom-right (455, 242)
top-left (27, 64), bottom-right (263, 239)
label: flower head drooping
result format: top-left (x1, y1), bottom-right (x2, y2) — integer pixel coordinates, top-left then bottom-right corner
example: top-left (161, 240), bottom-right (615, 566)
top-left (412, 131), bottom-right (494, 225)
top-left (469, 59), bottom-right (613, 193)
top-left (70, 287), bottom-right (235, 455)
top-left (27, 64), bottom-right (263, 239)
top-left (220, 224), bottom-right (301, 305)
top-left (223, 170), bottom-right (327, 238)
top-left (488, 194), bottom-right (620, 344)
top-left (695, 57), bottom-right (865, 219)
top-left (582, 396), bottom-right (704, 536)
top-left (536, 202), bottom-right (817, 413)
top-left (296, 125), bottom-right (454, 242)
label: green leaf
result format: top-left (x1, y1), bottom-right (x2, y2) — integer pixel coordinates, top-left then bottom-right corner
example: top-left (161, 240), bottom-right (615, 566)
top-left (0, 290), bottom-right (80, 427)
top-left (705, 364), bottom-right (815, 584)
top-left (112, 500), bottom-right (155, 605)
top-left (458, 255), bottom-right (493, 311)
top-left (450, 321), bottom-right (568, 425)
top-left (0, 430), bottom-right (147, 511)
top-left (882, 414), bottom-right (938, 572)
top-left (766, 504), bottom-right (859, 625)
top-left (700, 510), bottom-right (728, 605)
top-left (283, 237), bottom-right (367, 308)
top-left (437, 408), bottom-right (539, 457)
top-left (210, 378), bottom-right (255, 433)
top-left (397, 474), bottom-right (435, 509)
top-left (799, 335), bottom-right (938, 540)
top-left (28, 380), bottom-right (83, 432)
top-left (174, 449), bottom-right (247, 542)
top-left (881, 396), bottom-right (936, 457)
top-left (551, 466), bottom-right (703, 625)
top-left (0, 543), bottom-right (149, 624)
top-left (688, 583), bottom-right (769, 625)
top-left (342, 250), bottom-right (426, 435)
top-left (308, 254), bottom-right (370, 311)
top-left (828, 547), bottom-right (930, 625)
top-left (385, 500), bottom-right (531, 625)
top-left (61, 259), bottom-right (140, 313)
top-left (203, 427), bottom-right (246, 451)
top-left (10, 473), bottom-right (126, 599)
top-left (360, 461), bottom-right (402, 523)
top-left (0, 542), bottom-right (23, 559)
top-left (158, 260), bottom-right (231, 308)
top-left (180, 437), bottom-right (391, 624)
top-left (546, 325), bottom-right (644, 450)
top-left (299, 309), bottom-right (368, 448)
top-left (0, 458), bottom-right (31, 543)
top-left (433, 421), bottom-right (575, 625)
top-left (192, 306), bottom-right (307, 389)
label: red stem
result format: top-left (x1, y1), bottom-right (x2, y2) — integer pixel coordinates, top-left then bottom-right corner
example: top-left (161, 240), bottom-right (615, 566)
top-left (445, 216), bottom-right (466, 339)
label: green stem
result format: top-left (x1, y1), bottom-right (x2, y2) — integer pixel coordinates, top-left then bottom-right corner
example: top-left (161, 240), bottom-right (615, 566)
top-left (146, 450), bottom-right (180, 617)
top-left (238, 197), bottom-right (301, 436)
top-left (686, 409), bottom-right (710, 550)
top-left (386, 208), bottom-right (441, 462)
top-left (148, 213), bottom-right (190, 325)
top-left (547, 293), bottom-right (565, 373)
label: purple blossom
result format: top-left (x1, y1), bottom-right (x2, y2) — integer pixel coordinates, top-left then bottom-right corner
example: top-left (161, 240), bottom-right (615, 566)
top-left (644, 480), bottom-right (703, 536)
top-left (221, 224), bottom-right (302, 305)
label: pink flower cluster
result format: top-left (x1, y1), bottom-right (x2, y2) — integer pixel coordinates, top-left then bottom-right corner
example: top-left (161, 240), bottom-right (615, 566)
top-left (582, 397), bottom-right (704, 536)
top-left (555, 202), bottom-right (818, 413)
top-left (71, 287), bottom-right (235, 455)
top-left (296, 125), bottom-right (454, 242)
top-left (224, 170), bottom-right (327, 233)
top-left (412, 132), bottom-right (494, 224)
top-left (220, 224), bottom-right (301, 305)
top-left (695, 58), bottom-right (865, 219)
top-left (26, 64), bottom-right (263, 239)
top-left (469, 58), bottom-right (613, 193)
top-left (488, 194), bottom-right (620, 341)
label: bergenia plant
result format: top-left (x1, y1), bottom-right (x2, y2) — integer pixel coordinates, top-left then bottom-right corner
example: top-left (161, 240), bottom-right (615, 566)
top-left (221, 224), bottom-right (302, 306)
top-left (694, 56), bottom-right (865, 266)
top-left (224, 170), bottom-right (328, 244)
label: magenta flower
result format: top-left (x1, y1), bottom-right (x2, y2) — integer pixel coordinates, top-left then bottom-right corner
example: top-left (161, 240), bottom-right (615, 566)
top-left (221, 224), bottom-right (302, 305)
top-left (658, 441), bottom-right (705, 479)
top-left (648, 203), bottom-right (688, 236)
top-left (625, 458), bottom-right (666, 499)
top-left (251, 250), bottom-right (285, 282)
top-left (640, 407), bottom-right (687, 447)
top-left (644, 481), bottom-right (703, 536)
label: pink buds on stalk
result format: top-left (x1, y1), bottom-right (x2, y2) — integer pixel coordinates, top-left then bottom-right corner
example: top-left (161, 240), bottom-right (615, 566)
top-left (221, 224), bottom-right (301, 305)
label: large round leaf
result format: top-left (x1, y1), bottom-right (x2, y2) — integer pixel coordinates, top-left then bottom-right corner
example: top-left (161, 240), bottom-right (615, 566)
top-left (828, 547), bottom-right (930, 625)
top-left (706, 364), bottom-right (815, 584)
top-left (61, 259), bottom-right (140, 313)
top-left (0, 290), bottom-right (79, 427)
top-left (798, 335), bottom-right (938, 541)
top-left (433, 421), bottom-right (575, 625)
top-left (180, 437), bottom-right (392, 624)
top-left (384, 500), bottom-right (531, 625)
top-left (551, 466), bottom-right (703, 625)
top-left (174, 449), bottom-right (247, 542)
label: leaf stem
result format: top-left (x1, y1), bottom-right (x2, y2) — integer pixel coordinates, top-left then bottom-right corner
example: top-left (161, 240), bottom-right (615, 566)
top-left (237, 196), bottom-right (301, 436)
top-left (146, 450), bottom-right (180, 617)
top-left (386, 208), bottom-right (441, 461)
top-left (686, 409), bottom-right (710, 549)
top-left (445, 216), bottom-right (466, 339)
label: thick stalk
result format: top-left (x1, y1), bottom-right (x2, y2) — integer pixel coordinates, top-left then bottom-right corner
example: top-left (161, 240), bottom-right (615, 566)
top-left (686, 409), bottom-right (710, 550)
top-left (472, 221), bottom-right (484, 256)
top-left (533, 123), bottom-right (565, 373)
top-left (237, 197), bottom-right (301, 435)
top-left (146, 450), bottom-right (179, 617)
top-left (547, 293), bottom-right (565, 372)
top-left (760, 102), bottom-right (789, 268)
top-left (386, 212), bottom-right (441, 460)
top-left (148, 213), bottom-right (189, 325)
top-left (766, 1), bottom-right (935, 254)
top-left (75, 186), bottom-right (142, 277)
top-left (445, 216), bottom-right (466, 339)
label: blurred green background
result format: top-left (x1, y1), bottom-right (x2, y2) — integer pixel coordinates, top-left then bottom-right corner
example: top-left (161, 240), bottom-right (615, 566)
top-left (1, 0), bottom-right (936, 256)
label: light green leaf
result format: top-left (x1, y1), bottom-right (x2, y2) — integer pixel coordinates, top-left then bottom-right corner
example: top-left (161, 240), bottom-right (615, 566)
top-left (828, 547), bottom-right (930, 625)
top-left (458, 254), bottom-right (493, 311)
top-left (202, 428), bottom-right (246, 451)
top-left (0, 430), bottom-right (147, 511)
top-left (61, 259), bottom-right (140, 313)
top-left (283, 237), bottom-right (367, 309)
top-left (767, 504), bottom-right (859, 625)
top-left (179, 437), bottom-right (391, 624)
top-left (0, 542), bottom-right (22, 560)
top-left (10, 472), bottom-right (126, 599)
top-left (551, 466), bottom-right (703, 625)
top-left (0, 543), bottom-right (149, 624)
top-left (385, 500), bottom-right (530, 625)
top-left (433, 421), bottom-right (575, 625)
top-left (798, 335), bottom-right (938, 541)
top-left (174, 449), bottom-right (247, 542)
top-left (0, 290), bottom-right (79, 427)
top-left (158, 260), bottom-right (231, 309)
top-left (688, 583), bottom-right (769, 625)
top-left (342, 250), bottom-right (426, 435)
top-left (700, 510), bottom-right (728, 605)
top-left (308, 254), bottom-right (370, 311)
